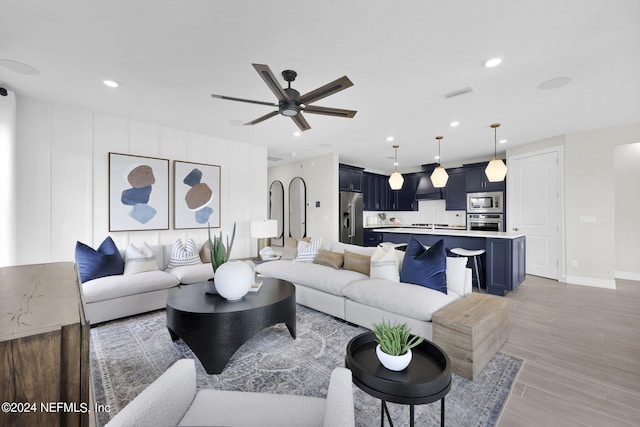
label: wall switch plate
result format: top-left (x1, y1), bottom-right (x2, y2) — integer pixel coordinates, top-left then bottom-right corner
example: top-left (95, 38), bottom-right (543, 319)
top-left (571, 259), bottom-right (578, 268)
top-left (315, 201), bottom-right (320, 208)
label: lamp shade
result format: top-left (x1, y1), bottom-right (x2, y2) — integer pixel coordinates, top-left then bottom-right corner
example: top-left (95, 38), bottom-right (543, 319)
top-left (388, 171), bottom-right (404, 190)
top-left (485, 158), bottom-right (508, 182)
top-left (430, 166), bottom-right (449, 188)
top-left (250, 219), bottom-right (278, 238)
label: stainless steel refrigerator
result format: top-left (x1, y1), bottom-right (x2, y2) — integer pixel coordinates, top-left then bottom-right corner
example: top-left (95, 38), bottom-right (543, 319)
top-left (339, 191), bottom-right (363, 245)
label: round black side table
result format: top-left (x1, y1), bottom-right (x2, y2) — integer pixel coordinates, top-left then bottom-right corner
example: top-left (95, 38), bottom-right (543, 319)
top-left (346, 332), bottom-right (451, 427)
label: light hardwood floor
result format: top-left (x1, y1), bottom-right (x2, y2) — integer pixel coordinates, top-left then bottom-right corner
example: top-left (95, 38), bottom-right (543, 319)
top-left (497, 275), bottom-right (640, 426)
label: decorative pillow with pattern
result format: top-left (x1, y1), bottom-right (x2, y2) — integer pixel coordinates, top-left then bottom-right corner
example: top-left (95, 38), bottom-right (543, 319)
top-left (370, 246), bottom-right (400, 281)
top-left (167, 238), bottom-right (201, 269)
top-left (124, 242), bottom-right (159, 275)
top-left (294, 237), bottom-right (323, 263)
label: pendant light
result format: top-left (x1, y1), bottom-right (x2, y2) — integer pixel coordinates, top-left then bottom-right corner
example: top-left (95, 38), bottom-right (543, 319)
top-left (388, 145), bottom-right (404, 190)
top-left (430, 136), bottom-right (449, 188)
top-left (485, 123), bottom-right (508, 182)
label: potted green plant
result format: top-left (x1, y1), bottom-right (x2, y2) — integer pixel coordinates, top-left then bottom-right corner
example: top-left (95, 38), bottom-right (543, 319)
top-left (204, 222), bottom-right (236, 295)
top-left (207, 221), bottom-right (236, 273)
top-left (372, 319), bottom-right (424, 371)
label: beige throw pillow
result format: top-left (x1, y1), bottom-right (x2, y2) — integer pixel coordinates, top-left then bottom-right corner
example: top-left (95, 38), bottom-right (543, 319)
top-left (313, 250), bottom-right (344, 269)
top-left (344, 250), bottom-right (371, 275)
top-left (282, 237), bottom-right (311, 260)
top-left (199, 240), bottom-right (212, 263)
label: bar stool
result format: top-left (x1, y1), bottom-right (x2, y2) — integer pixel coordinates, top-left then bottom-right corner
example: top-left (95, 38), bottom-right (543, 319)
top-left (450, 248), bottom-right (486, 291)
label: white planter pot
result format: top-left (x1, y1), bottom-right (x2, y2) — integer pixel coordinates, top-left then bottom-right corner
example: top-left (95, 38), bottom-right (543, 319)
top-left (213, 261), bottom-right (253, 301)
top-left (376, 344), bottom-right (412, 371)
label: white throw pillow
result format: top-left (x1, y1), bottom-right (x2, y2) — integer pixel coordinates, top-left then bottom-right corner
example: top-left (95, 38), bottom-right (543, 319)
top-left (294, 237), bottom-right (323, 262)
top-left (124, 242), bottom-right (159, 275)
top-left (446, 256), bottom-right (468, 297)
top-left (167, 239), bottom-right (201, 269)
top-left (370, 246), bottom-right (400, 282)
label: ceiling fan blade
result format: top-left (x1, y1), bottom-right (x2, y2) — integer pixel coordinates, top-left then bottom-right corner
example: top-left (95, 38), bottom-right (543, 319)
top-left (302, 105), bottom-right (357, 118)
top-left (252, 63), bottom-right (290, 102)
top-left (298, 76), bottom-right (353, 105)
top-left (291, 113), bottom-right (311, 132)
top-left (245, 110), bottom-right (279, 126)
top-left (211, 94), bottom-right (277, 107)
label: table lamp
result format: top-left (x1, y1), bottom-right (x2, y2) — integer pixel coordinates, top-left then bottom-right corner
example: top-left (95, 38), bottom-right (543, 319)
top-left (250, 219), bottom-right (278, 256)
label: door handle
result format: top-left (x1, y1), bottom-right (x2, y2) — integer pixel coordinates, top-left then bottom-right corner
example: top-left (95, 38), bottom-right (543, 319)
top-left (512, 227), bottom-right (519, 231)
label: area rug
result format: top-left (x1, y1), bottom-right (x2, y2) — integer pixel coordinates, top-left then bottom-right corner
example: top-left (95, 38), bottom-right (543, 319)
top-left (90, 306), bottom-right (522, 426)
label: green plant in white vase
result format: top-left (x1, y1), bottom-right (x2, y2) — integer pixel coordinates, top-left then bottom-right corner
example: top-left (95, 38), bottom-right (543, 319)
top-left (372, 319), bottom-right (424, 371)
top-left (207, 221), bottom-right (237, 274)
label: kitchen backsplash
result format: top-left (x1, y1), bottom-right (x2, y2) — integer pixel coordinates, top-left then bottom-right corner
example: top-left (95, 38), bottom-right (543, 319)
top-left (364, 199), bottom-right (466, 227)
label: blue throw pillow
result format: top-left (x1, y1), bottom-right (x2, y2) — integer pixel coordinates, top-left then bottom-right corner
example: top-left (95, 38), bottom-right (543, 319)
top-left (399, 237), bottom-right (447, 294)
top-left (75, 236), bottom-right (125, 283)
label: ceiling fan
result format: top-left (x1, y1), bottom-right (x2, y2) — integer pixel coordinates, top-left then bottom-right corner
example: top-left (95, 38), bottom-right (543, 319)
top-left (211, 63), bottom-right (357, 132)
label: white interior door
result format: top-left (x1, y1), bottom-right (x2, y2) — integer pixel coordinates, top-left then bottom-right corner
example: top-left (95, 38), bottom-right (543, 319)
top-left (508, 148), bottom-right (561, 279)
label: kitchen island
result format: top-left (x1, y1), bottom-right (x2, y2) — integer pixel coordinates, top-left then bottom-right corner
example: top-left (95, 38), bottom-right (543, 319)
top-left (373, 227), bottom-right (526, 296)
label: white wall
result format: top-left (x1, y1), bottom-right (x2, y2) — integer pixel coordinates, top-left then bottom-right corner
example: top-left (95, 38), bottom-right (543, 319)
top-left (615, 142), bottom-right (640, 280)
top-left (508, 122), bottom-right (640, 287)
top-left (14, 97), bottom-right (267, 265)
top-left (0, 91), bottom-right (17, 267)
top-left (267, 153), bottom-right (339, 245)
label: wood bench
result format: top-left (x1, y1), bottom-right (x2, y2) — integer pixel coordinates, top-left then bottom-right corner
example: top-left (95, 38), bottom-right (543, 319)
top-left (432, 293), bottom-right (508, 380)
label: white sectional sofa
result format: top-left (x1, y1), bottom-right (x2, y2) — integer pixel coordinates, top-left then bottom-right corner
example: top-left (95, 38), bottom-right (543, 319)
top-left (256, 241), bottom-right (472, 340)
top-left (78, 244), bottom-right (213, 324)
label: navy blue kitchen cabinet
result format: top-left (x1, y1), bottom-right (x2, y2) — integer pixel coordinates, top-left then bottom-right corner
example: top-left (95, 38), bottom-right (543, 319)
top-left (391, 173), bottom-right (419, 211)
top-left (364, 229), bottom-right (383, 247)
top-left (485, 236), bottom-right (526, 295)
top-left (443, 167), bottom-right (466, 210)
top-left (339, 164), bottom-right (364, 192)
top-left (363, 172), bottom-right (390, 211)
top-left (464, 162), bottom-right (506, 192)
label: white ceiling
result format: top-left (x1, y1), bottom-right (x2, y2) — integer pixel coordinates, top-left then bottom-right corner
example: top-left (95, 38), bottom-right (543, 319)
top-left (1, 0), bottom-right (639, 173)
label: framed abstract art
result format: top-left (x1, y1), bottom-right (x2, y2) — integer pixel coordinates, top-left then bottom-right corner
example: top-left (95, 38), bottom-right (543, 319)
top-left (173, 160), bottom-right (221, 229)
top-left (108, 153), bottom-right (169, 231)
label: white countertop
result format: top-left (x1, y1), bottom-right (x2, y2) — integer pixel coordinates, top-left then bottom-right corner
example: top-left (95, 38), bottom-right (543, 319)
top-left (372, 227), bottom-right (525, 239)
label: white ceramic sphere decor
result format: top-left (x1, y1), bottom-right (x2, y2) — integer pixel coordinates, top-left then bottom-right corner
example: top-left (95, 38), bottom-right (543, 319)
top-left (376, 344), bottom-right (412, 371)
top-left (213, 261), bottom-right (253, 301)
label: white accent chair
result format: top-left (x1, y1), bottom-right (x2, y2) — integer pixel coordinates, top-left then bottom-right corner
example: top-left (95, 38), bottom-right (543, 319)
top-left (105, 359), bottom-right (355, 427)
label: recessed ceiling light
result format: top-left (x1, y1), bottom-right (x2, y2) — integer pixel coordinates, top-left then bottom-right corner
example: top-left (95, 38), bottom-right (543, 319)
top-left (538, 76), bottom-right (572, 90)
top-left (499, 139), bottom-right (507, 144)
top-left (484, 58), bottom-right (502, 68)
top-left (103, 80), bottom-right (119, 88)
top-left (386, 136), bottom-right (395, 142)
top-left (293, 131), bottom-right (301, 137)
top-left (449, 121), bottom-right (460, 127)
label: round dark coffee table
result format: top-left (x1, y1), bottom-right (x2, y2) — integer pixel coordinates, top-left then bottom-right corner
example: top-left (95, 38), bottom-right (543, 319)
top-left (166, 277), bottom-right (296, 374)
top-left (345, 332), bottom-right (451, 427)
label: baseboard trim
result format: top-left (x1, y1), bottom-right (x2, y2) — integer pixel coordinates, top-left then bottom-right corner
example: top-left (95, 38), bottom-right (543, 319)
top-left (564, 275), bottom-right (617, 289)
top-left (615, 271), bottom-right (640, 281)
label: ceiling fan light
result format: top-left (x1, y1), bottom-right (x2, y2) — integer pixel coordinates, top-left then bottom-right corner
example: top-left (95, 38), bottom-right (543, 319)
top-left (281, 107), bottom-right (298, 117)
top-left (485, 158), bottom-right (508, 182)
top-left (430, 166), bottom-right (449, 188)
top-left (389, 172), bottom-right (404, 190)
